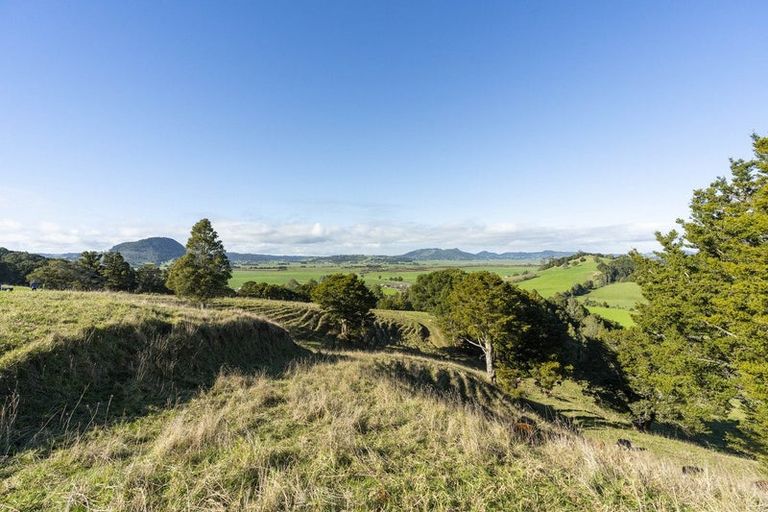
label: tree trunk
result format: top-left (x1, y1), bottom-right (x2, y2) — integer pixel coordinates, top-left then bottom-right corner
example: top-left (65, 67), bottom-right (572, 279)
top-left (484, 337), bottom-right (496, 385)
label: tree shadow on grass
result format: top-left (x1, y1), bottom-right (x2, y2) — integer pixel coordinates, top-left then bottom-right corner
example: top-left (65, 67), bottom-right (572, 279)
top-left (373, 358), bottom-right (575, 433)
top-left (0, 317), bottom-right (335, 459)
top-left (646, 418), bottom-right (751, 456)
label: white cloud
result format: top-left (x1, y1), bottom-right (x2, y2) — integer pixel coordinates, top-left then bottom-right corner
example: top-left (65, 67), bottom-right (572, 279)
top-left (0, 216), bottom-right (669, 255)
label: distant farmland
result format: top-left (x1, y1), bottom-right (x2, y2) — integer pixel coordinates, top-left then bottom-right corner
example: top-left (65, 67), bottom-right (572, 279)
top-left (230, 259), bottom-right (604, 298)
top-left (578, 282), bottom-right (645, 327)
top-left (516, 258), bottom-right (601, 297)
top-left (230, 262), bottom-right (536, 289)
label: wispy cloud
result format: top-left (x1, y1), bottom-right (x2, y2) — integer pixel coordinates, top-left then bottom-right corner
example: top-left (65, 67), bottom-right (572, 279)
top-left (0, 217), bottom-right (668, 255)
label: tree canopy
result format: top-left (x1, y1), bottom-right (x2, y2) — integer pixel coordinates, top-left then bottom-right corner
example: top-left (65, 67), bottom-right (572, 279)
top-left (622, 134), bottom-right (768, 456)
top-left (166, 219), bottom-right (232, 304)
top-left (407, 268), bottom-right (467, 316)
top-left (101, 251), bottom-right (136, 292)
top-left (311, 273), bottom-right (377, 339)
top-left (238, 281), bottom-right (310, 302)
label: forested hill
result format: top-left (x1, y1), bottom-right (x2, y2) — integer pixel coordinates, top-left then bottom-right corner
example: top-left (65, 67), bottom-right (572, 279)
top-left (399, 248), bottom-right (574, 261)
top-left (110, 237), bottom-right (185, 266)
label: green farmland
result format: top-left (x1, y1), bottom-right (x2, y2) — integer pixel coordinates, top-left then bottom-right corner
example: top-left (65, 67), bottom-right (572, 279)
top-left (516, 258), bottom-right (601, 297)
top-left (578, 282), bottom-right (645, 327)
top-left (230, 258), bottom-right (611, 299)
top-left (230, 262), bottom-right (535, 289)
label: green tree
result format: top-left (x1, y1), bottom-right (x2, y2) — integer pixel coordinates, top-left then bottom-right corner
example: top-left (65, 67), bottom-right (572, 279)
top-left (166, 219), bottom-right (232, 305)
top-left (100, 251), bottom-right (136, 291)
top-left (238, 281), bottom-right (309, 302)
top-left (443, 272), bottom-right (526, 384)
top-left (311, 273), bottom-right (377, 339)
top-left (75, 252), bottom-right (105, 290)
top-left (0, 248), bottom-right (48, 284)
top-left (407, 268), bottom-right (466, 315)
top-left (79, 251), bottom-right (102, 273)
top-left (135, 264), bottom-right (170, 294)
top-left (0, 260), bottom-right (13, 284)
top-left (625, 135), bottom-right (768, 454)
top-left (27, 260), bottom-right (100, 290)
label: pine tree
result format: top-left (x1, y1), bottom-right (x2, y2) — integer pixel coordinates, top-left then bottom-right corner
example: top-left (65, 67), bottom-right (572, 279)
top-left (166, 219), bottom-right (232, 305)
top-left (100, 251), bottom-right (136, 291)
top-left (626, 135), bottom-right (768, 456)
top-left (76, 251), bottom-right (105, 290)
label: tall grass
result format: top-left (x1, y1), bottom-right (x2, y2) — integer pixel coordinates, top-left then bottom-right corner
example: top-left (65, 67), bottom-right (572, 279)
top-left (2, 353), bottom-right (765, 511)
top-left (0, 291), bottom-right (765, 510)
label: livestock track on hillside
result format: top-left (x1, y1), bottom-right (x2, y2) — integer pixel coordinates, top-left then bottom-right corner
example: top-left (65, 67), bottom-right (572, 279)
top-left (214, 297), bottom-right (445, 352)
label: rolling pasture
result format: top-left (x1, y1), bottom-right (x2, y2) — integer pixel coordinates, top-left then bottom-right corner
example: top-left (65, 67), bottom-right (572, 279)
top-left (1, 290), bottom-right (762, 510)
top-left (229, 257), bottom-right (647, 327)
top-left (578, 282), bottom-right (645, 327)
top-left (229, 262), bottom-right (536, 289)
top-left (230, 259), bottom-right (593, 296)
top-left (516, 258), bottom-right (601, 297)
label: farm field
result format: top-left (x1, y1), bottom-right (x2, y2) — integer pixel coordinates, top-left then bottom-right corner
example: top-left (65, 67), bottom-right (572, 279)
top-left (579, 282), bottom-right (644, 310)
top-left (229, 262), bottom-right (536, 289)
top-left (516, 257), bottom-right (601, 297)
top-left (578, 282), bottom-right (645, 327)
top-left (229, 258), bottom-right (646, 328)
top-left (230, 259), bottom-right (599, 297)
top-left (584, 306), bottom-right (636, 327)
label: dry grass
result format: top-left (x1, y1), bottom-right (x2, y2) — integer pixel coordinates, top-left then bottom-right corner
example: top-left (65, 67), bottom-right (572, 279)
top-left (1, 352), bottom-right (765, 511)
top-left (1, 291), bottom-right (765, 511)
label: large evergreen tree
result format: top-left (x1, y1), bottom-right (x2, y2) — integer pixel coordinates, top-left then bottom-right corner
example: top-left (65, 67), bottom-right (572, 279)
top-left (626, 135), bottom-right (768, 456)
top-left (407, 268), bottom-right (467, 315)
top-left (311, 273), bottom-right (377, 339)
top-left (100, 251), bottom-right (136, 292)
top-left (134, 264), bottom-right (170, 294)
top-left (166, 219), bottom-right (232, 305)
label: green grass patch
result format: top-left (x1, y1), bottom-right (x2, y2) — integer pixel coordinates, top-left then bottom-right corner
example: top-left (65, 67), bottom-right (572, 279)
top-left (517, 258), bottom-right (601, 297)
top-left (580, 282), bottom-right (644, 310)
top-left (586, 306), bottom-right (636, 327)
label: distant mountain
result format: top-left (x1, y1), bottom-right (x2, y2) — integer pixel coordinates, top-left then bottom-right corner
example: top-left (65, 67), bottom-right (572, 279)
top-left (226, 253), bottom-right (311, 264)
top-left (398, 248), bottom-right (573, 261)
top-left (38, 243), bottom-right (575, 267)
top-left (110, 237), bottom-right (185, 266)
top-left (399, 248), bottom-right (476, 261)
top-left (37, 252), bottom-right (81, 261)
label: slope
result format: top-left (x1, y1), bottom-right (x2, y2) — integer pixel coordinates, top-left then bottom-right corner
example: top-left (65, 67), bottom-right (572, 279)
top-left (0, 291), bottom-right (764, 511)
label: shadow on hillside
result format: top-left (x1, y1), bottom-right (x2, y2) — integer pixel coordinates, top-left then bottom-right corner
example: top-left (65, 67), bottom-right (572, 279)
top-left (646, 417), bottom-right (750, 456)
top-left (0, 317), bottom-right (332, 458)
top-left (565, 337), bottom-right (634, 414)
top-left (372, 358), bottom-right (577, 432)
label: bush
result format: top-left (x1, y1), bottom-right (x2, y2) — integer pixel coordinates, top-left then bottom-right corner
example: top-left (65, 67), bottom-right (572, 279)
top-left (238, 281), bottom-right (310, 302)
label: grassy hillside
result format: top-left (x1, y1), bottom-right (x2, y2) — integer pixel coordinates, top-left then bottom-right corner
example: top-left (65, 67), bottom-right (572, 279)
top-left (580, 282), bottom-right (644, 310)
top-left (517, 258), bottom-right (601, 297)
top-left (0, 289), bottom-right (304, 456)
top-left (1, 290), bottom-right (764, 510)
top-left (578, 282), bottom-right (644, 327)
top-left (3, 350), bottom-right (765, 510)
top-left (213, 297), bottom-right (448, 352)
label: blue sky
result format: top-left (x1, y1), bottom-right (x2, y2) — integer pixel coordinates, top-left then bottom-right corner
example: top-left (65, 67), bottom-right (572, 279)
top-left (1, 1), bottom-right (767, 254)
